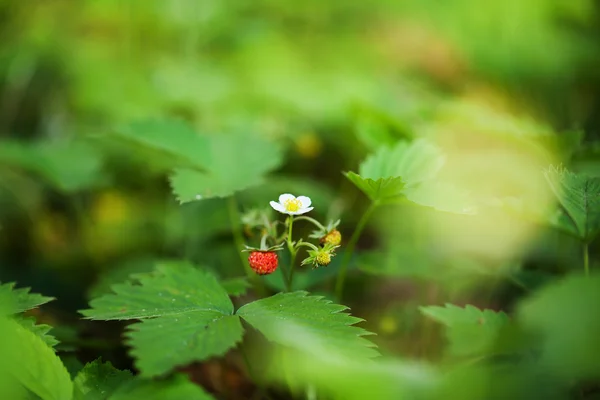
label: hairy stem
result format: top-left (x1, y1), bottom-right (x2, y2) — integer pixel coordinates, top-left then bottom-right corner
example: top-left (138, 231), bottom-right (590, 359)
top-left (228, 196), bottom-right (265, 295)
top-left (285, 216), bottom-right (297, 292)
top-left (294, 216), bottom-right (326, 231)
top-left (584, 242), bottom-right (590, 277)
top-left (334, 201), bottom-right (378, 301)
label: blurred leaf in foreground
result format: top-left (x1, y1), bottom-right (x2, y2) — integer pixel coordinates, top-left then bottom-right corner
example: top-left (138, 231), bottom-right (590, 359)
top-left (518, 273), bottom-right (600, 382)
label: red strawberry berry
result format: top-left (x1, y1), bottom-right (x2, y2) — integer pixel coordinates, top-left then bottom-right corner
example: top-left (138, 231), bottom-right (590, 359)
top-left (248, 251), bottom-right (279, 275)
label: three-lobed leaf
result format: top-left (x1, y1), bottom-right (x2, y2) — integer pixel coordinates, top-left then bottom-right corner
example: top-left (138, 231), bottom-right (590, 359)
top-left (237, 291), bottom-right (379, 360)
top-left (544, 165), bottom-right (600, 241)
top-left (81, 262), bottom-right (243, 377)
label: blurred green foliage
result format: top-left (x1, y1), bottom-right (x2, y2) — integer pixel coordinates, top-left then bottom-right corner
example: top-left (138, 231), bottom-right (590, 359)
top-left (1, 0), bottom-right (600, 398)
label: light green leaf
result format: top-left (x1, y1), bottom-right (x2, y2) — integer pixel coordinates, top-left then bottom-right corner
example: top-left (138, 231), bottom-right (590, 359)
top-left (81, 262), bottom-right (243, 377)
top-left (169, 132), bottom-right (282, 202)
top-left (272, 348), bottom-right (436, 400)
top-left (518, 273), bottom-right (600, 381)
top-left (110, 375), bottom-right (215, 400)
top-left (344, 172), bottom-right (406, 202)
top-left (0, 139), bottom-right (104, 192)
top-left (420, 304), bottom-right (510, 357)
top-left (0, 317), bottom-right (73, 400)
top-left (0, 281), bottom-right (54, 314)
top-left (359, 139), bottom-right (444, 184)
top-left (345, 139), bottom-right (445, 202)
top-left (110, 120), bottom-right (209, 169)
top-left (170, 168), bottom-right (264, 202)
top-left (544, 165), bottom-right (600, 241)
top-left (73, 359), bottom-right (133, 400)
top-left (237, 291), bottom-right (379, 360)
top-left (16, 317), bottom-right (60, 349)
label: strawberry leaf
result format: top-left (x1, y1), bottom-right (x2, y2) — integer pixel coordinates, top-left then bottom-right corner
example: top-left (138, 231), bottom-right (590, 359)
top-left (109, 120), bottom-right (209, 169)
top-left (420, 304), bottom-right (510, 357)
top-left (110, 375), bottom-right (215, 400)
top-left (237, 291), bottom-right (379, 360)
top-left (518, 273), bottom-right (600, 381)
top-left (16, 317), bottom-right (60, 349)
top-left (73, 359), bottom-right (133, 400)
top-left (345, 139), bottom-right (446, 203)
top-left (81, 262), bottom-right (243, 377)
top-left (544, 165), bottom-right (600, 241)
top-left (169, 132), bottom-right (282, 202)
top-left (0, 316), bottom-right (73, 400)
top-left (0, 281), bottom-right (55, 314)
top-left (0, 139), bottom-right (104, 192)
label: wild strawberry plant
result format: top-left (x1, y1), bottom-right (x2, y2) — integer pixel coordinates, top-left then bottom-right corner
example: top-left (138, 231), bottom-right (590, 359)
top-left (0, 118), bottom-right (599, 400)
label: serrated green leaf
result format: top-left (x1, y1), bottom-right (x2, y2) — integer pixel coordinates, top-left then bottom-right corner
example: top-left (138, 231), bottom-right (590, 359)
top-left (220, 277), bottom-right (250, 296)
top-left (237, 291), bottom-right (379, 360)
top-left (0, 317), bottom-right (73, 400)
top-left (0, 281), bottom-right (54, 314)
top-left (544, 165), bottom-right (600, 241)
top-left (110, 375), bottom-right (215, 400)
top-left (73, 359), bottom-right (133, 400)
top-left (518, 273), bottom-right (600, 381)
top-left (16, 317), bottom-right (60, 348)
top-left (420, 304), bottom-right (509, 357)
top-left (81, 262), bottom-right (243, 377)
top-left (128, 312), bottom-right (243, 377)
top-left (169, 132), bottom-right (282, 203)
top-left (344, 172), bottom-right (406, 202)
top-left (0, 139), bottom-right (104, 192)
top-left (359, 139), bottom-right (444, 184)
top-left (345, 139), bottom-right (445, 202)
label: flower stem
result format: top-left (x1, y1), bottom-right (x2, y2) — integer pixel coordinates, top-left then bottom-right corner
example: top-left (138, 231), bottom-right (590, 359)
top-left (294, 216), bottom-right (326, 231)
top-left (334, 201), bottom-right (378, 301)
top-left (584, 242), bottom-right (590, 277)
top-left (285, 216), bottom-right (297, 292)
top-left (296, 241), bottom-right (320, 251)
top-left (228, 196), bottom-right (265, 295)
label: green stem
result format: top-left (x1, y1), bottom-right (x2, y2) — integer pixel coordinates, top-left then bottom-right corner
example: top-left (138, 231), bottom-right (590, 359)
top-left (294, 216), bottom-right (326, 231)
top-left (285, 216), bottom-right (297, 292)
top-left (228, 196), bottom-right (265, 295)
top-left (296, 241), bottom-right (320, 251)
top-left (584, 242), bottom-right (590, 277)
top-left (334, 201), bottom-right (378, 301)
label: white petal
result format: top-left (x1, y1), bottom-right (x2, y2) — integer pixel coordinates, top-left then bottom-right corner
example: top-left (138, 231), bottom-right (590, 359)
top-left (270, 201), bottom-right (287, 213)
top-left (278, 193), bottom-right (296, 204)
top-left (289, 207), bottom-right (314, 215)
top-left (296, 196), bottom-right (311, 208)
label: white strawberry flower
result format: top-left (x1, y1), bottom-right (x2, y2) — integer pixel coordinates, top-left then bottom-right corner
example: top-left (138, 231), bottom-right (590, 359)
top-left (270, 193), bottom-right (313, 215)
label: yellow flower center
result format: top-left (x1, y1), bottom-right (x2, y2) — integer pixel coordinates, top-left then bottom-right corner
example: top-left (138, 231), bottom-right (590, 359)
top-left (284, 198), bottom-right (302, 212)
